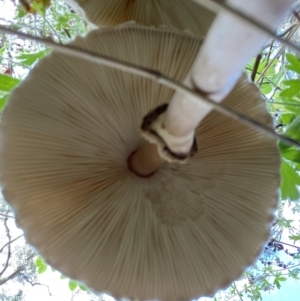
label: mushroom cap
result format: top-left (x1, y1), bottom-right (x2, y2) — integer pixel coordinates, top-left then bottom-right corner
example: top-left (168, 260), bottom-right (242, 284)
top-left (67, 0), bottom-right (219, 37)
top-left (1, 24), bottom-right (280, 301)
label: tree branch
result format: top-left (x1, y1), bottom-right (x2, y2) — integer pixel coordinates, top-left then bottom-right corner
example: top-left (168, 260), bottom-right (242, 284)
top-left (0, 265), bottom-right (25, 285)
top-left (0, 234), bottom-right (24, 253)
top-left (0, 218), bottom-right (12, 277)
top-left (275, 240), bottom-right (300, 250)
top-left (22, 276), bottom-right (52, 296)
top-left (233, 282), bottom-right (244, 301)
top-left (0, 213), bottom-right (14, 219)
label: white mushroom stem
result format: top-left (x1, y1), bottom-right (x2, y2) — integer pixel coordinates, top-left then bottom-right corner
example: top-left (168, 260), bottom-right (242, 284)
top-left (161, 0), bottom-right (294, 150)
top-left (130, 0), bottom-right (294, 176)
top-left (193, 0), bottom-right (295, 101)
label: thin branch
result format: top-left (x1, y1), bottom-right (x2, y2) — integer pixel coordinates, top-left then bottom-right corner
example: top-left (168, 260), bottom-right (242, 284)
top-left (275, 240), bottom-right (300, 250)
top-left (23, 277), bottom-right (52, 296)
top-left (0, 213), bottom-right (14, 219)
top-left (0, 234), bottom-right (24, 253)
top-left (251, 53), bottom-right (262, 82)
top-left (0, 265), bottom-right (25, 285)
top-left (0, 26), bottom-right (299, 148)
top-left (274, 263), bottom-right (300, 272)
top-left (256, 24), bottom-right (299, 83)
top-left (245, 273), bottom-right (257, 301)
top-left (233, 282), bottom-right (244, 301)
top-left (0, 218), bottom-right (12, 277)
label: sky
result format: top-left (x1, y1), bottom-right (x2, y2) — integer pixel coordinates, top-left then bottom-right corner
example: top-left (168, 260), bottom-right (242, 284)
top-left (0, 0), bottom-right (300, 301)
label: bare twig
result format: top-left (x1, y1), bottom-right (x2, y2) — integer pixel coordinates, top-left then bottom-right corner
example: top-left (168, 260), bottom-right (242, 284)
top-left (0, 218), bottom-right (12, 277)
top-left (275, 240), bottom-right (300, 250)
top-left (274, 262), bottom-right (300, 272)
top-left (256, 24), bottom-right (299, 84)
top-left (0, 234), bottom-right (24, 253)
top-left (22, 277), bottom-right (52, 296)
top-left (0, 265), bottom-right (25, 285)
top-left (0, 213), bottom-right (14, 219)
top-left (233, 282), bottom-right (244, 301)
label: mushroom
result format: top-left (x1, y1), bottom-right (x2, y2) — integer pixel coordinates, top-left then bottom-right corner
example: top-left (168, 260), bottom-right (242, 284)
top-left (66, 0), bottom-right (221, 37)
top-left (0, 24), bottom-right (280, 301)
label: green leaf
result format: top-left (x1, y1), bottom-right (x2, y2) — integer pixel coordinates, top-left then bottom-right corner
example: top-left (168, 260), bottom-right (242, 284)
top-left (280, 160), bottom-right (300, 201)
top-left (0, 94), bottom-right (9, 112)
top-left (16, 49), bottom-right (50, 67)
top-left (0, 44), bottom-right (8, 56)
top-left (78, 283), bottom-right (88, 291)
top-left (261, 82), bottom-right (273, 94)
top-left (273, 273), bottom-right (287, 289)
top-left (286, 53), bottom-right (300, 74)
top-left (289, 234), bottom-right (300, 243)
top-left (272, 70), bottom-right (285, 86)
top-left (38, 265), bottom-right (47, 274)
top-left (280, 83), bottom-right (300, 98)
top-left (0, 74), bottom-right (20, 93)
top-left (60, 274), bottom-right (67, 279)
top-left (69, 279), bottom-right (78, 291)
top-left (17, 7), bottom-right (27, 18)
top-left (281, 148), bottom-right (300, 163)
top-left (35, 256), bottom-right (45, 268)
top-left (282, 115), bottom-right (300, 142)
top-left (279, 113), bottom-right (296, 125)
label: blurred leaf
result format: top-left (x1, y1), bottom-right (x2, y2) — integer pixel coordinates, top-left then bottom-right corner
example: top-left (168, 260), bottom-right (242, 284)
top-left (17, 7), bottom-right (27, 18)
top-left (37, 264), bottom-right (47, 274)
top-left (31, 0), bottom-right (51, 16)
top-left (289, 234), bottom-right (300, 243)
top-left (281, 79), bottom-right (300, 99)
top-left (273, 273), bottom-right (287, 289)
top-left (0, 43), bottom-right (8, 56)
top-left (0, 94), bottom-right (9, 112)
top-left (0, 74), bottom-right (20, 92)
top-left (279, 113), bottom-right (296, 125)
top-left (272, 70), bottom-right (285, 86)
top-left (60, 274), bottom-right (67, 279)
top-left (78, 283), bottom-right (88, 291)
top-left (286, 53), bottom-right (300, 74)
top-left (283, 115), bottom-right (300, 142)
top-left (280, 160), bottom-right (300, 201)
top-left (261, 82), bottom-right (273, 94)
top-left (35, 256), bottom-right (45, 268)
top-left (281, 148), bottom-right (300, 163)
top-left (16, 49), bottom-right (50, 67)
top-left (69, 279), bottom-right (78, 291)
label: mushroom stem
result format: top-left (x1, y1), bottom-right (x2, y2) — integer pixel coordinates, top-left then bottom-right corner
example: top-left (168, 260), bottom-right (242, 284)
top-left (163, 75), bottom-right (211, 138)
top-left (192, 0), bottom-right (294, 101)
top-left (152, 0), bottom-right (294, 155)
top-left (128, 142), bottom-right (165, 177)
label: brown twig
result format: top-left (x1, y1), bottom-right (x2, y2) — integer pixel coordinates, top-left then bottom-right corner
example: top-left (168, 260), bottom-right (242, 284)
top-left (251, 53), bottom-right (262, 81)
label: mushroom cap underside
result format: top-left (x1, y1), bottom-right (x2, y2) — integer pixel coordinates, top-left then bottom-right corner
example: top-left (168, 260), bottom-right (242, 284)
top-left (67, 0), bottom-right (220, 37)
top-left (0, 25), bottom-right (280, 301)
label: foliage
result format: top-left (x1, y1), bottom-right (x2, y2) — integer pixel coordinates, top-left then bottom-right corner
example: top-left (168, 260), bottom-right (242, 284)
top-left (0, 1), bottom-right (300, 301)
